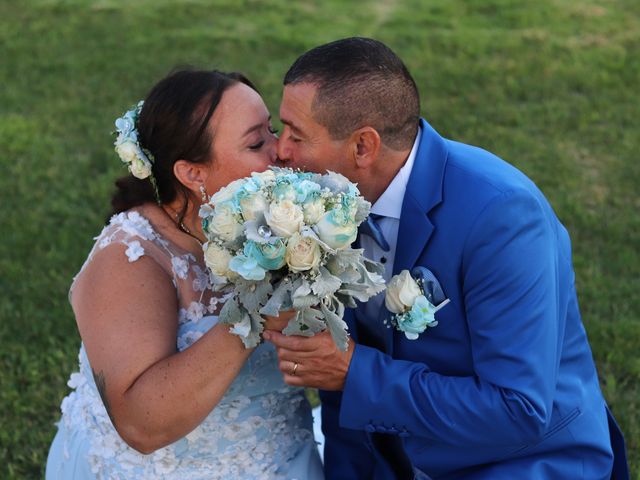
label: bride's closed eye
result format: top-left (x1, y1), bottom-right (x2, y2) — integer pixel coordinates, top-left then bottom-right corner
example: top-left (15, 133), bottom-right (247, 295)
top-left (249, 140), bottom-right (266, 150)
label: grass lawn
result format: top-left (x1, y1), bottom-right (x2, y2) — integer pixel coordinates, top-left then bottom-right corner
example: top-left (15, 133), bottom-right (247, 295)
top-left (1, 0), bottom-right (638, 478)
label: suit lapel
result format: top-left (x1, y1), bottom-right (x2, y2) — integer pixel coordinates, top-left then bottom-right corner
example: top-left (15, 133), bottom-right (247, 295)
top-left (383, 120), bottom-right (448, 355)
top-left (393, 119), bottom-right (448, 275)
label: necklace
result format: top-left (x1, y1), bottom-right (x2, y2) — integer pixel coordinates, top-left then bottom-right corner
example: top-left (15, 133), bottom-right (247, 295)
top-left (161, 205), bottom-right (203, 245)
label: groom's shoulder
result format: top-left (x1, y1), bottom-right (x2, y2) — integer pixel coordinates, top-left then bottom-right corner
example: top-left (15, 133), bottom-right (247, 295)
top-left (442, 138), bottom-right (542, 200)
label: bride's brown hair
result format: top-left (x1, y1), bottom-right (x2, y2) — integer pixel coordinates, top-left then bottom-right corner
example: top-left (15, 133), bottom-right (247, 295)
top-left (110, 69), bottom-right (257, 220)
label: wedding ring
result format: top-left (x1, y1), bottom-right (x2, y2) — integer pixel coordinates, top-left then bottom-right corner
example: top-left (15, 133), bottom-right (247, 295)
top-left (291, 362), bottom-right (299, 376)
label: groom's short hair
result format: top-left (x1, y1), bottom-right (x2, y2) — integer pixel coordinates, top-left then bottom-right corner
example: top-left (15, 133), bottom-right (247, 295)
top-left (284, 37), bottom-right (420, 150)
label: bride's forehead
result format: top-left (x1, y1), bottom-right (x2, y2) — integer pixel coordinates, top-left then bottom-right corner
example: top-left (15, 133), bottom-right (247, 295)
top-left (213, 84), bottom-right (268, 126)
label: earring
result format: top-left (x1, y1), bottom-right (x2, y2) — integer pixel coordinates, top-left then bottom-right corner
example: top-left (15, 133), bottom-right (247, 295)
top-left (199, 185), bottom-right (208, 202)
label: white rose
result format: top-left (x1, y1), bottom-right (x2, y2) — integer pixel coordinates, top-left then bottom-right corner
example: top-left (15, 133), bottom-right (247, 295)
top-left (385, 270), bottom-right (422, 314)
top-left (315, 209), bottom-right (357, 249)
top-left (239, 193), bottom-right (268, 221)
top-left (265, 200), bottom-right (304, 238)
top-left (303, 198), bottom-right (326, 224)
top-left (208, 203), bottom-right (244, 243)
top-left (115, 140), bottom-right (139, 164)
top-left (210, 179), bottom-right (245, 205)
top-left (129, 157), bottom-right (152, 179)
top-left (251, 170), bottom-right (276, 184)
top-left (285, 233), bottom-right (321, 272)
top-left (204, 243), bottom-right (233, 277)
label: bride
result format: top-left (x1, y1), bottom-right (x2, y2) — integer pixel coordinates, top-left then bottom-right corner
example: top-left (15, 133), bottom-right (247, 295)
top-left (46, 69), bottom-right (324, 479)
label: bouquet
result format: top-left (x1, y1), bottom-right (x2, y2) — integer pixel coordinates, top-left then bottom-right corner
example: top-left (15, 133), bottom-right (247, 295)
top-left (199, 168), bottom-right (386, 350)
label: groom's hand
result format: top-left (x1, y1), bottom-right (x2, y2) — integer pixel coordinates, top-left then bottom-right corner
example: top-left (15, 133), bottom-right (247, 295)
top-left (263, 330), bottom-right (355, 390)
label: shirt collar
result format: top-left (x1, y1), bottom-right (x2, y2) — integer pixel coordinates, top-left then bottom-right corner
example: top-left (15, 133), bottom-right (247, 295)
top-left (370, 126), bottom-right (422, 220)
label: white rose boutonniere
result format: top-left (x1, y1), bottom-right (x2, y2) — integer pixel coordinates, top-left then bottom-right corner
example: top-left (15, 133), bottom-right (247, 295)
top-left (385, 268), bottom-right (450, 340)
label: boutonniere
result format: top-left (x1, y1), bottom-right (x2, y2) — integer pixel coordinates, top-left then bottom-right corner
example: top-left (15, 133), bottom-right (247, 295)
top-left (384, 267), bottom-right (450, 340)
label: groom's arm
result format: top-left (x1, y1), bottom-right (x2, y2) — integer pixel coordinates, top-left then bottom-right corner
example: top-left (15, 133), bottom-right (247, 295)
top-left (269, 189), bottom-right (568, 448)
top-left (339, 189), bottom-right (567, 446)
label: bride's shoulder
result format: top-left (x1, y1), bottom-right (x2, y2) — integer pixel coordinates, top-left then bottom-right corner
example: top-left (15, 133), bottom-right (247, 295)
top-left (95, 210), bottom-right (169, 260)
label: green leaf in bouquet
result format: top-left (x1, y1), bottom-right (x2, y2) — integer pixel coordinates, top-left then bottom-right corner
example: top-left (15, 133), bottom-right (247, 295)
top-left (241, 311), bottom-right (265, 349)
top-left (327, 248), bottom-right (364, 273)
top-left (218, 296), bottom-right (244, 326)
top-left (311, 266), bottom-right (342, 297)
top-left (319, 297), bottom-right (349, 352)
top-left (283, 307), bottom-right (326, 337)
top-left (338, 257), bottom-right (386, 302)
top-left (259, 277), bottom-right (300, 316)
top-left (291, 279), bottom-right (319, 309)
top-left (236, 276), bottom-right (273, 313)
top-left (335, 292), bottom-right (358, 309)
top-left (336, 267), bottom-right (361, 284)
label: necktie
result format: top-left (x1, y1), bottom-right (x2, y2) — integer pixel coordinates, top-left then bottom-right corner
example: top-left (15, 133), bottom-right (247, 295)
top-left (358, 214), bottom-right (390, 252)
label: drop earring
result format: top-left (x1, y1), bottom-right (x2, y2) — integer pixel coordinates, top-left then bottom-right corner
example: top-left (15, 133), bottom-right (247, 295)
top-left (199, 185), bottom-right (208, 202)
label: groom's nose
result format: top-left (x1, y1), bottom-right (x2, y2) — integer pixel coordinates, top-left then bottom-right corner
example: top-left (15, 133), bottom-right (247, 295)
top-left (276, 135), bottom-right (292, 164)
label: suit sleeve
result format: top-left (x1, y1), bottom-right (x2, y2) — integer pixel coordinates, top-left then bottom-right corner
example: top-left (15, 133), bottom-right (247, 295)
top-left (319, 307), bottom-right (375, 479)
top-left (319, 389), bottom-right (375, 479)
top-left (338, 189), bottom-right (565, 447)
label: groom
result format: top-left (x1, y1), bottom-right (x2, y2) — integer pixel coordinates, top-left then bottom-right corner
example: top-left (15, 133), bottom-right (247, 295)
top-left (264, 37), bottom-right (628, 479)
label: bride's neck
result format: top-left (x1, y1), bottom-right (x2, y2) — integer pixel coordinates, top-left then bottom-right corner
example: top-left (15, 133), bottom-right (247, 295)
top-left (161, 199), bottom-right (206, 244)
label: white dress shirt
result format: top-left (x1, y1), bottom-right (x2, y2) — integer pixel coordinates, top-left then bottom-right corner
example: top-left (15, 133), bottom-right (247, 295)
top-left (360, 127), bottom-right (422, 321)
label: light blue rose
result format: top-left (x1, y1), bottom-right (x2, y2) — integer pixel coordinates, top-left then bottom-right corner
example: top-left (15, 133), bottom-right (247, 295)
top-left (272, 182), bottom-right (297, 201)
top-left (295, 180), bottom-right (322, 203)
top-left (243, 239), bottom-right (286, 271)
top-left (314, 207), bottom-right (358, 249)
top-left (228, 254), bottom-right (267, 281)
top-left (396, 295), bottom-right (437, 340)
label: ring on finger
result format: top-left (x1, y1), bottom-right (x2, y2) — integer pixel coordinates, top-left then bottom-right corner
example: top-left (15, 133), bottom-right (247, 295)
top-left (291, 362), bottom-right (299, 376)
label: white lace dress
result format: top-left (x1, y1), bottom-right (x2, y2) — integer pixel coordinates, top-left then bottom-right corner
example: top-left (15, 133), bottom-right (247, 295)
top-left (46, 211), bottom-right (324, 480)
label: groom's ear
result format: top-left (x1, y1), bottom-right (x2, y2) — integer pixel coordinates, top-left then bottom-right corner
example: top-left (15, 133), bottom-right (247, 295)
top-left (350, 126), bottom-right (381, 169)
top-left (173, 159), bottom-right (207, 194)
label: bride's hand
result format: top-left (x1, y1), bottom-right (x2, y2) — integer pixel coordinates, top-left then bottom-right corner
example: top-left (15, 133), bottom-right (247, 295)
top-left (263, 309), bottom-right (296, 332)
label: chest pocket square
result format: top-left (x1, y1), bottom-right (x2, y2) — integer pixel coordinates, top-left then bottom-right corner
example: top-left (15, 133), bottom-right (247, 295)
top-left (411, 266), bottom-right (447, 306)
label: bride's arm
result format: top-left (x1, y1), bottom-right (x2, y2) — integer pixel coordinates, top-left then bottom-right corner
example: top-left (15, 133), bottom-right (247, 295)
top-left (72, 244), bottom-right (252, 454)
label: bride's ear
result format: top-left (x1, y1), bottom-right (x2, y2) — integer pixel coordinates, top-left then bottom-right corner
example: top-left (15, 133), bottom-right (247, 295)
top-left (173, 160), bottom-right (207, 196)
top-left (350, 126), bottom-right (381, 169)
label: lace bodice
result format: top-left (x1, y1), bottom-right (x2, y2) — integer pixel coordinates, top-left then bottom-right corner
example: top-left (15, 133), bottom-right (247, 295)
top-left (54, 211), bottom-right (321, 479)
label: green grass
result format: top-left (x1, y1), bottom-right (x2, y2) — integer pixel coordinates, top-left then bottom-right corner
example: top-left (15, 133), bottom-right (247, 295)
top-left (1, 0), bottom-right (638, 478)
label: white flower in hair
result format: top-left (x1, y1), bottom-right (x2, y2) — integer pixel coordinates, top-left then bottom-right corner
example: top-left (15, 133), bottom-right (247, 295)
top-left (113, 101), bottom-right (154, 180)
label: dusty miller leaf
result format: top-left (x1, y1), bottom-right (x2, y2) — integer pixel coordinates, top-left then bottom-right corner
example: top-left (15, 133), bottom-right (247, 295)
top-left (259, 277), bottom-right (301, 316)
top-left (236, 276), bottom-right (273, 313)
top-left (219, 296), bottom-right (244, 325)
top-left (282, 308), bottom-right (326, 337)
top-left (320, 299), bottom-right (349, 351)
top-left (311, 266), bottom-right (342, 297)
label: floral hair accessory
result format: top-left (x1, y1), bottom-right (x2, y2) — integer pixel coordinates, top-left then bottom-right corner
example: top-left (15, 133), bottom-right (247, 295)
top-left (384, 269), bottom-right (450, 340)
top-left (114, 101), bottom-right (154, 180)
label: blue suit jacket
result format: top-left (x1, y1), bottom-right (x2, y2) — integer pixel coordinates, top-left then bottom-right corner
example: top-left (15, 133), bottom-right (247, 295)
top-left (321, 119), bottom-right (626, 479)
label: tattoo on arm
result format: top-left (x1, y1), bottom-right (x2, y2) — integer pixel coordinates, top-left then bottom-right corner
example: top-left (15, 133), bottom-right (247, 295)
top-left (92, 369), bottom-right (115, 425)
